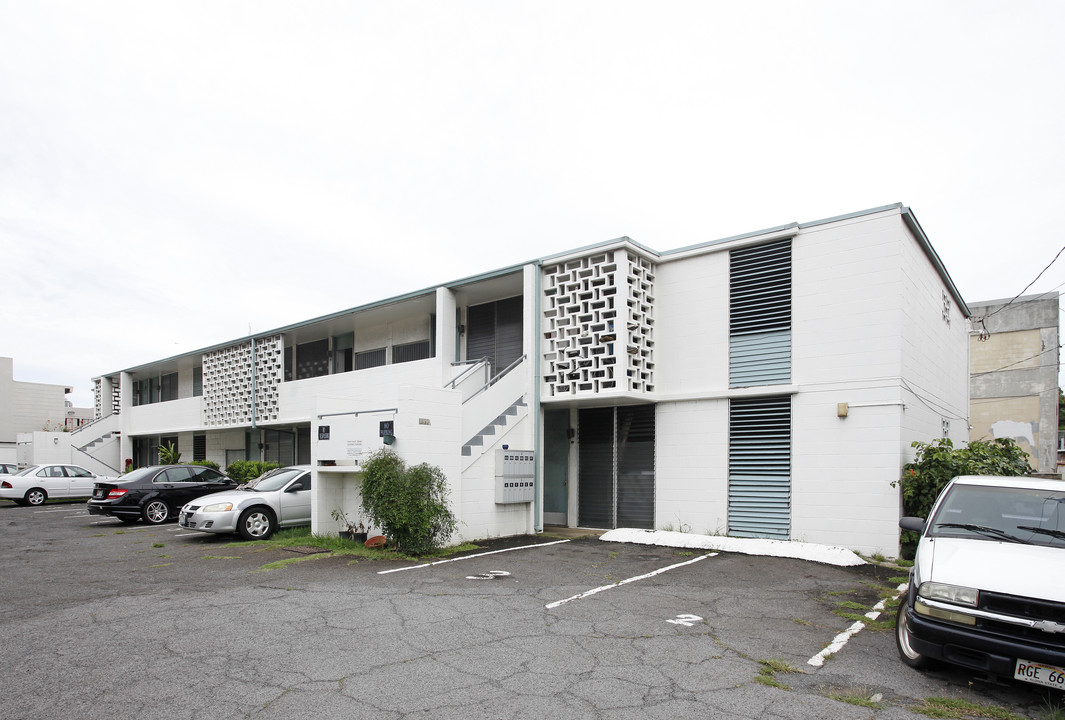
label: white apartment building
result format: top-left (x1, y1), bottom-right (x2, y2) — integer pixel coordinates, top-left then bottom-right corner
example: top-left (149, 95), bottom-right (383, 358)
top-left (82, 204), bottom-right (970, 556)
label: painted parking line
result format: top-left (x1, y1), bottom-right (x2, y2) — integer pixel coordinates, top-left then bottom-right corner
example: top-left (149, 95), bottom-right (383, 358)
top-left (545, 552), bottom-right (717, 609)
top-left (807, 583), bottom-right (908, 667)
top-left (34, 507), bottom-right (83, 514)
top-left (377, 539), bottom-right (572, 575)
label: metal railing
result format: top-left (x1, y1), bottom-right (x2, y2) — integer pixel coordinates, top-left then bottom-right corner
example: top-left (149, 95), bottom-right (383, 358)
top-left (463, 354), bottom-right (527, 405)
top-left (446, 357), bottom-right (492, 389)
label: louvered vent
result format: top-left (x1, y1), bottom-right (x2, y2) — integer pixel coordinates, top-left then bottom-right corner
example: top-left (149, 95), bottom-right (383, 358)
top-left (728, 395), bottom-right (791, 539)
top-left (730, 239), bottom-right (791, 387)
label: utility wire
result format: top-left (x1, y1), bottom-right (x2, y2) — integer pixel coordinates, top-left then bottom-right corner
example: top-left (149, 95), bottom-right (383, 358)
top-left (982, 243), bottom-right (1065, 321)
top-left (970, 343), bottom-right (1063, 378)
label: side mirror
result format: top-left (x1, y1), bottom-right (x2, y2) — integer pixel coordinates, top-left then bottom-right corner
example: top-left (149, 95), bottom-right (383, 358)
top-left (899, 516), bottom-right (926, 533)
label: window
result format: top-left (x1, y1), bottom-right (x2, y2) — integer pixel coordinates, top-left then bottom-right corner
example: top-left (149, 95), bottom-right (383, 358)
top-left (333, 333), bottom-right (354, 373)
top-left (160, 372), bottom-right (178, 402)
top-left (193, 367), bottom-right (203, 397)
top-left (193, 434), bottom-right (206, 462)
top-left (393, 340), bottom-right (431, 364)
top-left (296, 339), bottom-right (329, 379)
top-left (355, 347), bottom-right (386, 370)
top-left (160, 467), bottom-right (194, 483)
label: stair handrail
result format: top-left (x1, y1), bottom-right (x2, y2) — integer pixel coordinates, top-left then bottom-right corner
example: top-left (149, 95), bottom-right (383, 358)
top-left (445, 357), bottom-right (492, 389)
top-left (463, 354), bottom-right (527, 405)
top-left (69, 413), bottom-right (118, 439)
top-left (71, 445), bottom-right (122, 475)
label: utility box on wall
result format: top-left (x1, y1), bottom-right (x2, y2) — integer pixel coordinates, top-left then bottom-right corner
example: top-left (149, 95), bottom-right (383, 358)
top-left (495, 449), bottom-right (534, 504)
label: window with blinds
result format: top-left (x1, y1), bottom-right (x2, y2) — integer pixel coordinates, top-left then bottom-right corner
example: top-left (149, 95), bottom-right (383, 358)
top-left (730, 239), bottom-right (791, 387)
top-left (728, 395), bottom-right (791, 539)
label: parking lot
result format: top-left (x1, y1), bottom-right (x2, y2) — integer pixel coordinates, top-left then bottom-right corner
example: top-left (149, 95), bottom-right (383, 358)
top-left (1, 500), bottom-right (1059, 720)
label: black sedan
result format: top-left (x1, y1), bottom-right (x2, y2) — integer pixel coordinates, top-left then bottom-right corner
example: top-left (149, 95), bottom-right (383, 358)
top-left (87, 465), bottom-right (238, 525)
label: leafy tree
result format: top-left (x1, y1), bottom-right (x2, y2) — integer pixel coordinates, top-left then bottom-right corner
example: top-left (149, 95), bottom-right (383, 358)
top-left (360, 449), bottom-right (458, 556)
top-left (893, 437), bottom-right (1033, 551)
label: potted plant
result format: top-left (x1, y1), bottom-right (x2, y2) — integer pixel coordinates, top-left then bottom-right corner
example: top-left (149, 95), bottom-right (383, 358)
top-left (330, 508), bottom-right (367, 542)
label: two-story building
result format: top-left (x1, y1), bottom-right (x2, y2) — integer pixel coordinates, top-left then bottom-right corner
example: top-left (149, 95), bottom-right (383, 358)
top-left (81, 203), bottom-right (971, 556)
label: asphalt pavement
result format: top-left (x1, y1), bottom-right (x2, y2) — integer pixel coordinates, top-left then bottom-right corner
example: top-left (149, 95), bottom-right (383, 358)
top-left (0, 500), bottom-right (1059, 719)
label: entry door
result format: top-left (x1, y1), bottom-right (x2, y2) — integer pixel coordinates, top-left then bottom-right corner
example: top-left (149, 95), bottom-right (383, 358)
top-left (577, 405), bottom-right (655, 529)
top-left (543, 409), bottom-right (570, 525)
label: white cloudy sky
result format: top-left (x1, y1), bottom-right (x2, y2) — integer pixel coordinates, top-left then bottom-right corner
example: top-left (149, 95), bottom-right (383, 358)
top-left (3, 1), bottom-right (1064, 408)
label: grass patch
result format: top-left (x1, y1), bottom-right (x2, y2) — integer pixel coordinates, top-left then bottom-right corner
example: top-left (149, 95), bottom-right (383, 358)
top-left (256, 556), bottom-right (321, 571)
top-left (889, 576), bottom-right (910, 585)
top-left (870, 552), bottom-right (887, 562)
top-left (202, 555), bottom-right (242, 560)
top-left (835, 601), bottom-right (869, 612)
top-left (753, 673), bottom-right (789, 690)
top-left (224, 528), bottom-right (484, 563)
top-left (759, 658), bottom-right (802, 674)
top-left (824, 688), bottom-right (883, 709)
top-left (912, 697), bottom-right (1026, 719)
top-left (152, 542), bottom-right (164, 548)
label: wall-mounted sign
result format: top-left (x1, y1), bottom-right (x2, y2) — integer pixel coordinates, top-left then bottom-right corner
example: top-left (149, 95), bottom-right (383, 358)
top-left (318, 426), bottom-right (330, 440)
top-left (379, 420), bottom-right (394, 438)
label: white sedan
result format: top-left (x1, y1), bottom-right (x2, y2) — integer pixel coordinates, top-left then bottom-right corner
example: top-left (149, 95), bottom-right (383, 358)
top-left (179, 465), bottom-right (311, 540)
top-left (0, 464), bottom-right (119, 505)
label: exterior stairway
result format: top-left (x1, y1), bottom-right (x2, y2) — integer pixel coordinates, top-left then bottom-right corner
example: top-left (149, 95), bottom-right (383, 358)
top-left (461, 396), bottom-right (527, 459)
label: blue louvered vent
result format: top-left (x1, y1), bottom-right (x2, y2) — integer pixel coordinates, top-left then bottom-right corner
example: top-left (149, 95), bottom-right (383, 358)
top-left (730, 239), bottom-right (791, 387)
top-left (728, 395), bottom-right (791, 539)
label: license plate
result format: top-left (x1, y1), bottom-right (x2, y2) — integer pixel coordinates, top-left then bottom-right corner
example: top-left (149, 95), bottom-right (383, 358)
top-left (1014, 659), bottom-right (1065, 689)
top-left (179, 513), bottom-right (190, 525)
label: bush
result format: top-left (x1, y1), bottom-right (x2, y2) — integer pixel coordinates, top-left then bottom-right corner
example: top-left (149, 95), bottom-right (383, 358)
top-left (893, 437), bottom-right (1033, 551)
top-left (360, 449), bottom-right (458, 556)
top-left (189, 460), bottom-right (220, 471)
top-left (225, 460), bottom-right (281, 483)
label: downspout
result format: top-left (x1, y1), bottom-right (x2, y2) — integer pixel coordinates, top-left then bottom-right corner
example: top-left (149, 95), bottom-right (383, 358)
top-left (533, 262), bottom-right (543, 533)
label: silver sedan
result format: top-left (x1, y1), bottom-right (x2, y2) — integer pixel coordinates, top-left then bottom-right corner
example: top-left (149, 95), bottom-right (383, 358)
top-left (178, 466), bottom-right (311, 540)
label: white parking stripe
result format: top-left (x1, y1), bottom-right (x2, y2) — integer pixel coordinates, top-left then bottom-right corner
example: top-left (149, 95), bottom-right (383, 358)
top-left (377, 539), bottom-right (571, 575)
top-left (545, 553), bottom-right (716, 609)
top-left (807, 583), bottom-right (908, 667)
top-left (173, 532), bottom-right (202, 537)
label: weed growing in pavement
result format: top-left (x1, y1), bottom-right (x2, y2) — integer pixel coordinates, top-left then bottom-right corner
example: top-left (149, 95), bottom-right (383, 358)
top-left (753, 659), bottom-right (800, 691)
top-left (152, 542), bottom-right (164, 548)
top-left (911, 697), bottom-right (1025, 719)
top-left (821, 687), bottom-right (884, 709)
top-left (1042, 694), bottom-right (1065, 720)
top-left (201, 555), bottom-right (241, 560)
top-left (759, 659), bottom-right (802, 674)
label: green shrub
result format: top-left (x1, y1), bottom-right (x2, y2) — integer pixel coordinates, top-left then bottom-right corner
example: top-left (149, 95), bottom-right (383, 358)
top-left (893, 438), bottom-right (1033, 551)
top-left (360, 449), bottom-right (458, 556)
top-left (189, 460), bottom-right (220, 471)
top-left (158, 441), bottom-right (181, 464)
top-left (225, 460), bottom-right (281, 483)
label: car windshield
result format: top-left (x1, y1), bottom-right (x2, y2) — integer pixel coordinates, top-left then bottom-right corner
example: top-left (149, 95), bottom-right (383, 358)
top-left (13, 466), bottom-right (41, 477)
top-left (244, 469), bottom-right (303, 493)
top-left (929, 483), bottom-right (1065, 548)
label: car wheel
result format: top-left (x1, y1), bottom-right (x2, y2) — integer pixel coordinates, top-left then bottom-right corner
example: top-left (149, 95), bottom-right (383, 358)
top-left (141, 499), bottom-right (171, 525)
top-left (896, 602), bottom-right (934, 669)
top-left (25, 488), bottom-right (47, 506)
top-left (237, 507), bottom-right (277, 541)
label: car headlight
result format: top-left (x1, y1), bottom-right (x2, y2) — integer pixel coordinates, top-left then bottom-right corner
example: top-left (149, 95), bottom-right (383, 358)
top-left (202, 502), bottom-right (234, 513)
top-left (918, 582), bottom-right (979, 607)
top-left (915, 582), bottom-right (979, 626)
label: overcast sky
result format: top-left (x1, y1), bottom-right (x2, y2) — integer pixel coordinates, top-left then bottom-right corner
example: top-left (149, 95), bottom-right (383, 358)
top-left (3, 1), bottom-right (1064, 408)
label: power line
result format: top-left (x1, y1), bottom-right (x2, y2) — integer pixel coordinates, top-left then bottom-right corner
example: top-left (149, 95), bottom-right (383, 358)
top-left (970, 343), bottom-right (1063, 378)
top-left (982, 243), bottom-right (1065, 322)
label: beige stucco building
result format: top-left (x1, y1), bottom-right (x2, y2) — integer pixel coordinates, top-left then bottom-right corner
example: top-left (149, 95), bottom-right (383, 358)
top-left (969, 293), bottom-right (1060, 475)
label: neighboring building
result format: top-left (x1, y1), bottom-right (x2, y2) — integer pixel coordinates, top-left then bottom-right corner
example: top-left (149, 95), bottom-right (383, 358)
top-left (0, 357), bottom-right (92, 465)
top-left (85, 204), bottom-right (970, 556)
top-left (969, 293), bottom-right (1060, 475)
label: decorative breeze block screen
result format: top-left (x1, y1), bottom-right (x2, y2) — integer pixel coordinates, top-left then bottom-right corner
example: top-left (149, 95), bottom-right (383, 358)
top-left (542, 250), bottom-right (655, 397)
top-left (202, 334), bottom-right (284, 426)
